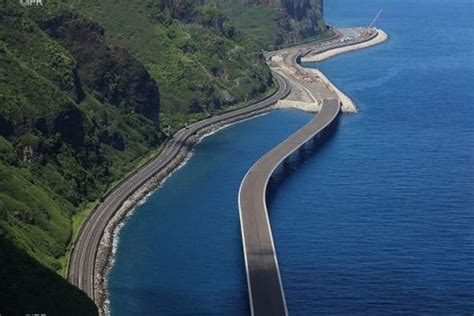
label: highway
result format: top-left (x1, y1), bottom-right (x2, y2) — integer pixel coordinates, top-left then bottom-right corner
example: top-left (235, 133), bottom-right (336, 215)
top-left (266, 28), bottom-right (378, 66)
top-left (238, 98), bottom-right (340, 316)
top-left (67, 72), bottom-right (291, 301)
top-left (68, 27), bottom-right (380, 311)
top-left (236, 28), bottom-right (382, 316)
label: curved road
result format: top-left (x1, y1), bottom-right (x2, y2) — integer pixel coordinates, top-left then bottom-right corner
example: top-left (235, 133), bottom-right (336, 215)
top-left (68, 72), bottom-right (291, 300)
top-left (238, 99), bottom-right (341, 316)
top-left (236, 28), bottom-right (383, 316)
top-left (68, 28), bottom-right (381, 310)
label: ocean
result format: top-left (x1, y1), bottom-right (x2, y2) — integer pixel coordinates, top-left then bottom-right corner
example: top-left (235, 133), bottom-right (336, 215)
top-left (108, 0), bottom-right (474, 314)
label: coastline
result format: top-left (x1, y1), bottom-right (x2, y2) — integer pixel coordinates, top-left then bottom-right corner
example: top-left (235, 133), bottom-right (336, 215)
top-left (79, 28), bottom-right (388, 315)
top-left (307, 68), bottom-right (358, 113)
top-left (92, 102), bottom-right (281, 315)
top-left (274, 29), bottom-right (388, 114)
top-left (98, 145), bottom-right (195, 315)
top-left (98, 113), bottom-right (273, 314)
top-left (301, 28), bottom-right (388, 63)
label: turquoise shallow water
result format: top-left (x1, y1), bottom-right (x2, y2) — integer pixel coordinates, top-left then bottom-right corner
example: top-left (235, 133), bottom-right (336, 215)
top-left (109, 0), bottom-right (474, 314)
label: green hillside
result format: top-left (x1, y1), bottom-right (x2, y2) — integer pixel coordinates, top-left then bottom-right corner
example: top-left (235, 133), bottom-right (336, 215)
top-left (217, 0), bottom-right (332, 49)
top-left (0, 4), bottom-right (164, 312)
top-left (0, 0), bottom-right (162, 277)
top-left (0, 0), bottom-right (276, 312)
top-left (66, 0), bottom-right (273, 132)
top-left (0, 0), bottom-right (327, 313)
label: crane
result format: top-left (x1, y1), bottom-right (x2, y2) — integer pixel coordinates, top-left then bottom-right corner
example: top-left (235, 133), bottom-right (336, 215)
top-left (368, 9), bottom-right (383, 29)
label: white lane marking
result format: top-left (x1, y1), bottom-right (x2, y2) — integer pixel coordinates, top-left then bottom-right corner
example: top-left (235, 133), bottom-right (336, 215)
top-left (72, 81), bottom-right (288, 298)
top-left (238, 98), bottom-right (339, 316)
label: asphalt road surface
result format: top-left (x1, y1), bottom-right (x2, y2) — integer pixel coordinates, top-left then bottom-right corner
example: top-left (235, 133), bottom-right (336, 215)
top-left (238, 99), bottom-right (341, 316)
top-left (68, 72), bottom-right (291, 300)
top-left (68, 28), bottom-right (378, 310)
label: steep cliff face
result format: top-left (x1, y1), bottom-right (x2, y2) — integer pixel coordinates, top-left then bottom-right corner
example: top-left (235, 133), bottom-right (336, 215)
top-left (281, 0), bottom-right (323, 21)
top-left (217, 0), bottom-right (328, 48)
top-left (243, 0), bottom-right (322, 18)
top-left (277, 0), bottom-right (325, 39)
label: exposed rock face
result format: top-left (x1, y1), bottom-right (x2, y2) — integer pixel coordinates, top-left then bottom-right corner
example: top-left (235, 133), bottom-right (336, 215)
top-left (243, 0), bottom-right (323, 20)
top-left (278, 0), bottom-right (325, 38)
top-left (213, 0), bottom-right (326, 46)
top-left (282, 0), bottom-right (323, 20)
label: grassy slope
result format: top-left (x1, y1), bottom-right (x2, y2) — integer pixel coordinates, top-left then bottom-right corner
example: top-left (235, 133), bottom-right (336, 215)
top-left (0, 1), bottom-right (161, 279)
top-left (0, 4), bottom-right (277, 311)
top-left (0, 17), bottom-right (79, 271)
top-left (66, 0), bottom-right (273, 132)
top-left (0, 0), bottom-right (275, 283)
top-left (0, 0), bottom-right (328, 313)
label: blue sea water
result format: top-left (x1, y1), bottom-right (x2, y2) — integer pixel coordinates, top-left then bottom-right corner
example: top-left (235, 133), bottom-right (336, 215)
top-left (108, 0), bottom-right (474, 314)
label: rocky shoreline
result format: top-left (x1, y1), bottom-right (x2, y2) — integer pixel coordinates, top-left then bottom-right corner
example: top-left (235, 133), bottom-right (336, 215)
top-left (93, 106), bottom-right (276, 315)
top-left (88, 28), bottom-right (388, 315)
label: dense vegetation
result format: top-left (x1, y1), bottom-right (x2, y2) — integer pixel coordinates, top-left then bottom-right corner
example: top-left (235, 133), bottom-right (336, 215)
top-left (217, 0), bottom-right (331, 49)
top-left (0, 0), bottom-right (162, 271)
top-left (66, 0), bottom-right (274, 133)
top-left (0, 0), bottom-right (326, 313)
top-left (0, 1), bottom-right (162, 312)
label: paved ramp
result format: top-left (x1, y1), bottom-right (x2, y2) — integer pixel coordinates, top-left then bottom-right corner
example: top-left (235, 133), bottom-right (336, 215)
top-left (239, 99), bottom-right (341, 315)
